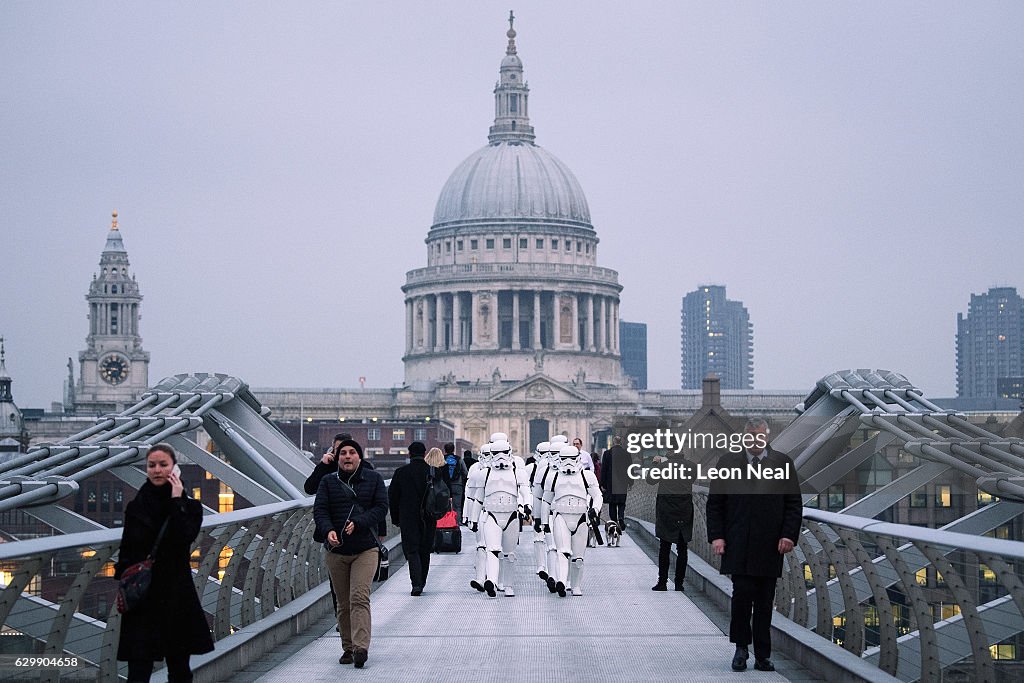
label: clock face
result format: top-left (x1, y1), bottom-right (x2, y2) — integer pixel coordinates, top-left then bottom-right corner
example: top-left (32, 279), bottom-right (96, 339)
top-left (100, 355), bottom-right (130, 385)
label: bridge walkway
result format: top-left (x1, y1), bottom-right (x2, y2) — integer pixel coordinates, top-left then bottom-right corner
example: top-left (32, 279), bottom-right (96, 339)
top-left (243, 531), bottom-right (813, 682)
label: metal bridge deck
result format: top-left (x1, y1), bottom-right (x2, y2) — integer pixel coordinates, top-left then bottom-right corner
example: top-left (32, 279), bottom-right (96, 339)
top-left (251, 532), bottom-right (792, 682)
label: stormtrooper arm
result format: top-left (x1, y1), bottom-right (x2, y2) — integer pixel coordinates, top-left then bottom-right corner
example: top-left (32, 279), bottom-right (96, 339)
top-left (584, 470), bottom-right (604, 512)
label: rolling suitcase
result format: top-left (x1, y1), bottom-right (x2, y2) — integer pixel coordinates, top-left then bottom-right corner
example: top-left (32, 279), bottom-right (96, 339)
top-left (435, 526), bottom-right (461, 553)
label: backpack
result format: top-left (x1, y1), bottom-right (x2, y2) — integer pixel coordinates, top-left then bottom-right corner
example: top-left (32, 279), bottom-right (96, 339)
top-left (422, 465), bottom-right (452, 521)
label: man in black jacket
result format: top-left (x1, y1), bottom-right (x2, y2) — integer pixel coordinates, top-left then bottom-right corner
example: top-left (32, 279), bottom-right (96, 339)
top-left (388, 441), bottom-right (436, 596)
top-left (600, 436), bottom-right (632, 529)
top-left (706, 418), bottom-right (802, 673)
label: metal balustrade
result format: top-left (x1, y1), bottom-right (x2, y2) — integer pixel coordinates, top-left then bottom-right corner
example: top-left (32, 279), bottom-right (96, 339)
top-left (684, 489), bottom-right (1024, 683)
top-left (0, 500), bottom-right (325, 682)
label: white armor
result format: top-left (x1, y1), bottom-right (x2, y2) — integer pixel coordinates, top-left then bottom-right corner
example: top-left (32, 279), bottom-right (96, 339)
top-left (527, 441), bottom-right (550, 579)
top-left (464, 444), bottom-right (492, 592)
top-left (479, 439), bottom-right (530, 597)
top-left (545, 444), bottom-right (603, 596)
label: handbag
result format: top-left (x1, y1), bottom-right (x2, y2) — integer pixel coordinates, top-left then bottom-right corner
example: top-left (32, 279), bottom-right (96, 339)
top-left (116, 517), bottom-right (170, 614)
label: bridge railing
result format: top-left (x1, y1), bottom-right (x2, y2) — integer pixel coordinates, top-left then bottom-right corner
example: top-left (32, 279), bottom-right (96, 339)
top-left (686, 489), bottom-right (1024, 682)
top-left (0, 499), bottom-right (325, 682)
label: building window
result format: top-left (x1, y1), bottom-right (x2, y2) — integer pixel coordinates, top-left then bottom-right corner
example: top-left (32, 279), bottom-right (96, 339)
top-left (414, 428), bottom-right (427, 441)
top-left (218, 482), bottom-right (234, 513)
top-left (565, 240), bottom-right (571, 251)
top-left (457, 240), bottom-right (463, 251)
top-left (827, 485), bottom-right (845, 510)
top-left (576, 241), bottom-right (581, 252)
top-left (978, 490), bottom-right (993, 506)
top-left (586, 243), bottom-right (590, 253)
top-left (910, 489), bottom-right (928, 508)
top-left (446, 241), bottom-right (451, 253)
top-left (470, 239), bottom-right (478, 250)
top-left (934, 485), bottom-right (952, 508)
top-left (551, 239), bottom-right (558, 249)
top-left (536, 238), bottom-right (544, 249)
top-left (367, 428), bottom-right (381, 441)
top-left (503, 237), bottom-right (512, 249)
top-left (519, 237), bottom-right (527, 249)
top-left (486, 238), bottom-right (495, 249)
top-left (915, 567), bottom-right (928, 586)
top-left (392, 428), bottom-right (406, 440)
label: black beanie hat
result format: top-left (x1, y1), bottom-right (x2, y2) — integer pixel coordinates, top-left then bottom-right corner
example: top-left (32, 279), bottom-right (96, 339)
top-left (336, 439), bottom-right (364, 459)
top-left (408, 441), bottom-right (426, 457)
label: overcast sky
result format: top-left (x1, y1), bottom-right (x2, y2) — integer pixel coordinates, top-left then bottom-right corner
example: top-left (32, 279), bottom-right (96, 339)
top-left (2, 2), bottom-right (1022, 408)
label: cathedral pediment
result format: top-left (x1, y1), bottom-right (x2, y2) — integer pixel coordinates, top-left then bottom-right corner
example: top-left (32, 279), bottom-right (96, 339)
top-left (490, 374), bottom-right (590, 403)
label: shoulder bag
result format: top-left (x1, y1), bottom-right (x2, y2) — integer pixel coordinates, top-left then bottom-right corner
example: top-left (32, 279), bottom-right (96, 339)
top-left (116, 516), bottom-right (170, 614)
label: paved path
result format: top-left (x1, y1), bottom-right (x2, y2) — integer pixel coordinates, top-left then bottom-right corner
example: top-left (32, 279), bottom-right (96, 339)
top-left (253, 531), bottom-right (792, 682)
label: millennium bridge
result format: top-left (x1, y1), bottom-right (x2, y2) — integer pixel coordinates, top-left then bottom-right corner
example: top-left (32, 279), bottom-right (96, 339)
top-left (0, 371), bottom-right (1022, 681)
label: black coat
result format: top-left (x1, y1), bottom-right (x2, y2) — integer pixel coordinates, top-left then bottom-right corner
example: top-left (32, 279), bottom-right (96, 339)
top-left (600, 445), bottom-right (633, 503)
top-left (115, 482), bottom-right (214, 661)
top-left (388, 456), bottom-right (436, 549)
top-left (705, 448), bottom-right (803, 577)
top-left (306, 458), bottom-right (386, 537)
top-left (313, 463), bottom-right (388, 556)
top-left (647, 453), bottom-right (694, 542)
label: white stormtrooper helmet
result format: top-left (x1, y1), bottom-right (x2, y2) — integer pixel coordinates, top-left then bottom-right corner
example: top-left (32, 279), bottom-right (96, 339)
top-left (559, 444), bottom-right (582, 474)
top-left (490, 432), bottom-right (508, 443)
top-left (549, 435), bottom-right (568, 446)
top-left (478, 443), bottom-right (493, 466)
top-left (535, 441), bottom-right (550, 460)
top-left (545, 440), bottom-right (563, 462)
top-left (490, 440), bottom-right (513, 470)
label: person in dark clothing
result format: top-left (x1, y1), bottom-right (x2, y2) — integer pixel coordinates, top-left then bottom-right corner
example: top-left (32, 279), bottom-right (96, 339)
top-left (463, 449), bottom-right (478, 470)
top-left (313, 438), bottom-right (388, 669)
top-left (706, 418), bottom-right (802, 673)
top-left (116, 443), bottom-right (213, 682)
top-left (442, 442), bottom-right (468, 518)
top-left (304, 434), bottom-right (384, 614)
top-left (646, 450), bottom-right (694, 592)
top-left (388, 441), bottom-right (436, 595)
top-left (600, 436), bottom-right (633, 529)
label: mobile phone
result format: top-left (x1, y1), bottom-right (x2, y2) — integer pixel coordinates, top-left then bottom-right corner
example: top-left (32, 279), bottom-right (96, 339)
top-left (171, 464), bottom-right (181, 478)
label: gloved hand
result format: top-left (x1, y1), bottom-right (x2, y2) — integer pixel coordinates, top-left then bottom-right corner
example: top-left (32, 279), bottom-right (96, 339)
top-left (470, 522), bottom-right (479, 533)
top-left (533, 519), bottom-right (543, 533)
top-left (543, 524), bottom-right (550, 534)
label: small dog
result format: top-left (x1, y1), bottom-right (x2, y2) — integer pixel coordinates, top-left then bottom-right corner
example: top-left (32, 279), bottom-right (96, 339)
top-left (605, 520), bottom-right (621, 547)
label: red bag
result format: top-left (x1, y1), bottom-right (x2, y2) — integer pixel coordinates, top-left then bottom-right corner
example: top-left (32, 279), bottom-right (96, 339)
top-left (436, 509), bottom-right (458, 529)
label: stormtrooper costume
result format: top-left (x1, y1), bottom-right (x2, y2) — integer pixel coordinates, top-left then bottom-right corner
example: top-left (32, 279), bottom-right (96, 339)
top-left (543, 444), bottom-right (603, 597)
top-left (462, 443), bottom-right (491, 592)
top-left (478, 437), bottom-right (530, 597)
top-left (526, 441), bottom-right (550, 579)
top-left (536, 436), bottom-right (568, 585)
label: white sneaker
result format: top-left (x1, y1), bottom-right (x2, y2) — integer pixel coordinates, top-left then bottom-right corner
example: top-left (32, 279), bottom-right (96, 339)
top-left (504, 586), bottom-right (515, 597)
top-left (572, 586), bottom-right (582, 596)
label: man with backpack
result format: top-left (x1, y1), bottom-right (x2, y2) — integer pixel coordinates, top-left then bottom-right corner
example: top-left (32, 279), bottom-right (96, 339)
top-left (388, 441), bottom-right (438, 596)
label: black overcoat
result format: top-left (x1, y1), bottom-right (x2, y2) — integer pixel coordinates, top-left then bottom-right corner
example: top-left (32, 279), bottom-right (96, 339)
top-left (388, 456), bottom-right (436, 549)
top-left (705, 447), bottom-right (803, 577)
top-left (648, 454), bottom-right (694, 542)
top-left (115, 482), bottom-right (214, 661)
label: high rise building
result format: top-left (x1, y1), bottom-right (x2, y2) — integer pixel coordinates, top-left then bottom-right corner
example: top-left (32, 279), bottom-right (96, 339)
top-left (619, 321), bottom-right (647, 390)
top-left (956, 287), bottom-right (1024, 398)
top-left (73, 212), bottom-right (150, 414)
top-left (680, 285), bottom-right (753, 390)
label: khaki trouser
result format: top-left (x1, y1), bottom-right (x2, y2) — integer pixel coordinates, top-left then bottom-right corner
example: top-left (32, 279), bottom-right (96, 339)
top-left (325, 548), bottom-right (377, 653)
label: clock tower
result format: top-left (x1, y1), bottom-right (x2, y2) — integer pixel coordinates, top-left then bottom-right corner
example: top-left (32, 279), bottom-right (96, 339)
top-left (74, 212), bottom-right (150, 414)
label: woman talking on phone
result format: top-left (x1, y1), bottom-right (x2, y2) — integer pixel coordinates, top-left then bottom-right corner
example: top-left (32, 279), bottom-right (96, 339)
top-left (313, 438), bottom-right (387, 668)
top-left (115, 443), bottom-right (213, 682)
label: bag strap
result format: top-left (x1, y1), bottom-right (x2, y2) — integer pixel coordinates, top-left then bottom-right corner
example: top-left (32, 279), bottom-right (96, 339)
top-left (146, 517), bottom-right (171, 560)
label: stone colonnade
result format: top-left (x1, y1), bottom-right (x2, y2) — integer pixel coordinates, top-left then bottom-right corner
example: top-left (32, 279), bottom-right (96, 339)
top-left (406, 289), bottom-right (619, 355)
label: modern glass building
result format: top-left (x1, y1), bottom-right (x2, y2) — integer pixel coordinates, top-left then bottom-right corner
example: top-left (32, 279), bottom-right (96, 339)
top-left (956, 287), bottom-right (1024, 398)
top-left (680, 285), bottom-right (753, 390)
